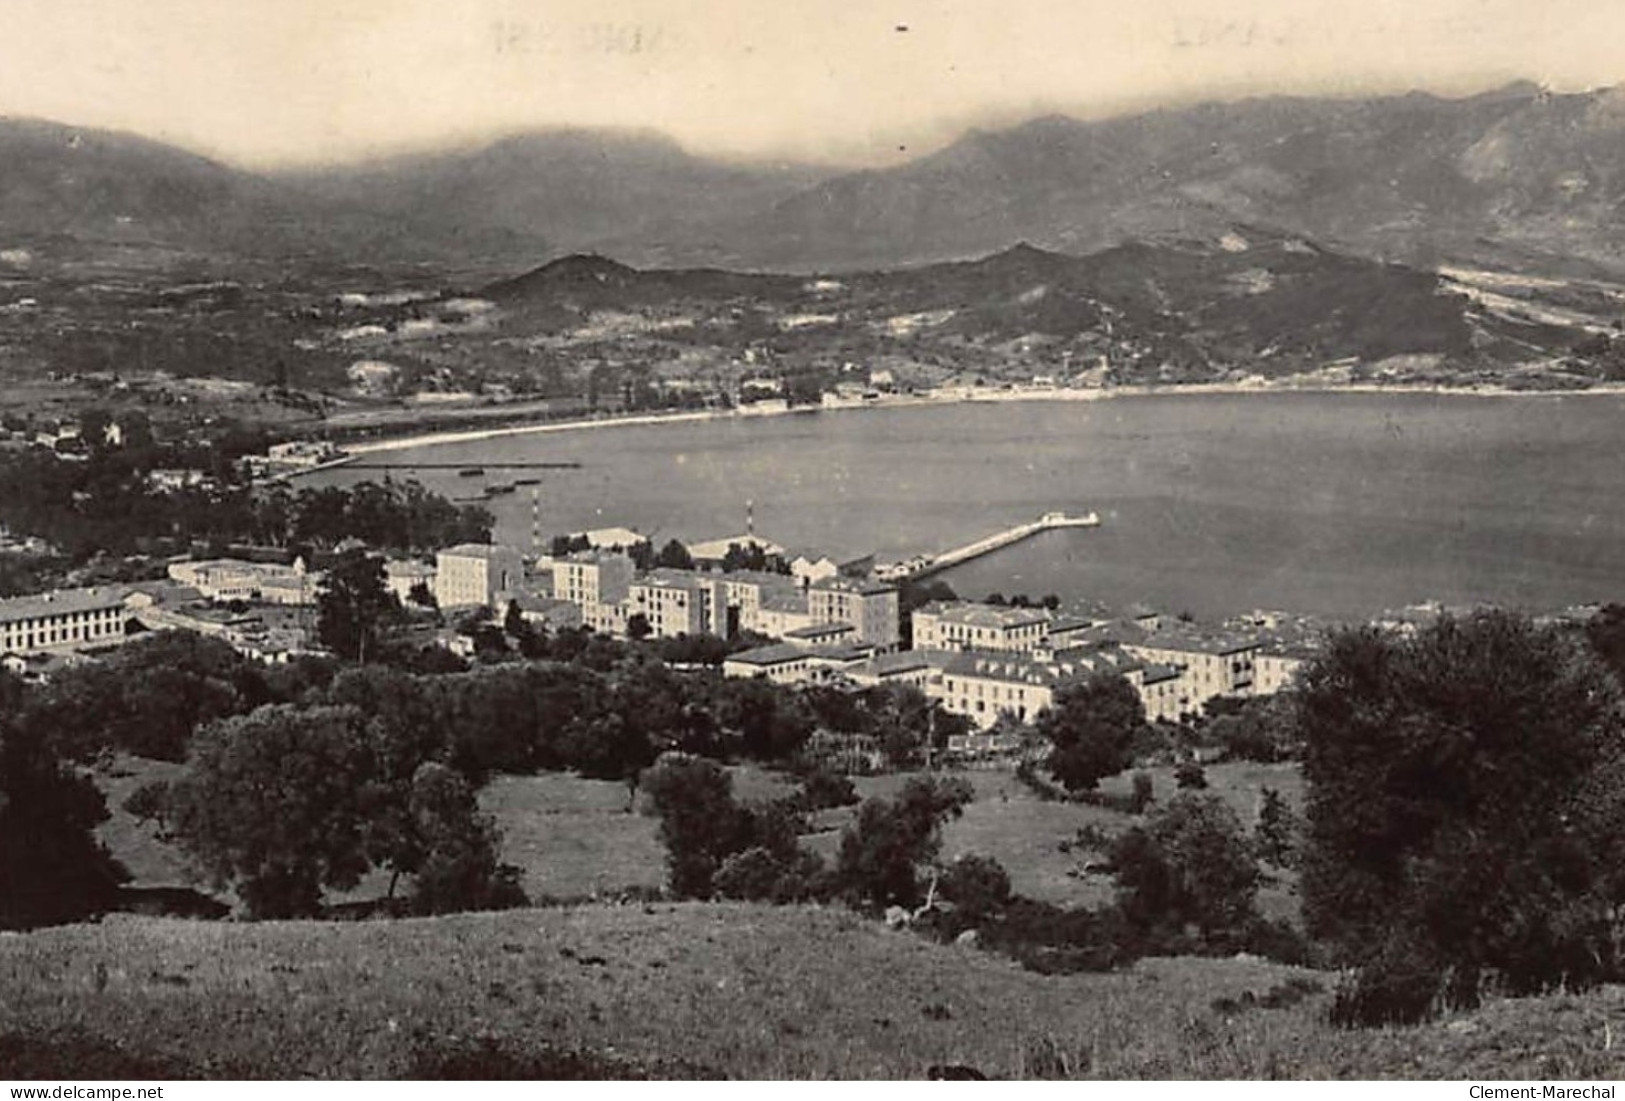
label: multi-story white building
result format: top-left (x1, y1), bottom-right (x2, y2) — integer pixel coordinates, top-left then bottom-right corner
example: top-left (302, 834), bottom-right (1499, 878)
top-left (550, 551), bottom-right (635, 610)
top-left (716, 570), bottom-right (802, 636)
top-left (628, 570), bottom-right (721, 639)
top-left (436, 543), bottom-right (524, 609)
top-left (0, 587), bottom-right (131, 655)
top-left (936, 648), bottom-right (1150, 730)
top-left (808, 576), bottom-right (900, 650)
top-left (912, 601), bottom-right (1052, 653)
top-left (1123, 630), bottom-right (1261, 713)
top-left (1253, 643), bottom-right (1313, 696)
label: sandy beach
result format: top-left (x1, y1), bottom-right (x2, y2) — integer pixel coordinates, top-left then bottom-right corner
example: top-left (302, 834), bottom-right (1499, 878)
top-left (329, 378), bottom-right (1625, 462)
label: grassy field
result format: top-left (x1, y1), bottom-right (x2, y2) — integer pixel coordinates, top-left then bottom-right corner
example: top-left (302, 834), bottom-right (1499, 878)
top-left (4, 904), bottom-right (1624, 1080)
top-left (43, 758), bottom-right (1625, 1079)
top-left (96, 758), bottom-right (1301, 914)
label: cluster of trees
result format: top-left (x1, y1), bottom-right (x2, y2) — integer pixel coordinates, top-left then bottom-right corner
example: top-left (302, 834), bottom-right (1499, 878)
top-left (642, 755), bottom-right (972, 908)
top-left (0, 434), bottom-right (491, 572)
top-left (151, 705), bottom-right (525, 919)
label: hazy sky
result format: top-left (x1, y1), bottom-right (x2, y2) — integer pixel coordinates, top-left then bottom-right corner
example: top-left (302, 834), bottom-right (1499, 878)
top-left (0, 0), bottom-right (1620, 169)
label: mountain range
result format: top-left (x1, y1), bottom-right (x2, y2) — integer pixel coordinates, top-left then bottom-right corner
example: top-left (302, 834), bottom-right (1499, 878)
top-left (7, 82), bottom-right (1625, 277)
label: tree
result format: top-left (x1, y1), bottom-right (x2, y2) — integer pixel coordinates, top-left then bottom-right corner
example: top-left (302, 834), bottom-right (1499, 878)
top-left (405, 763), bottom-right (527, 915)
top-left (1298, 611), bottom-right (1625, 1019)
top-left (837, 776), bottom-right (974, 909)
top-left (1112, 792), bottom-right (1260, 946)
top-left (654, 539), bottom-right (694, 571)
top-left (164, 702), bottom-right (514, 918)
top-left (316, 549), bottom-right (399, 663)
top-left (1038, 673), bottom-right (1145, 791)
top-left (626, 612), bottom-right (652, 641)
top-left (166, 705), bottom-right (377, 917)
top-left (1254, 786), bottom-right (1299, 869)
top-left (641, 753), bottom-right (747, 898)
top-left (0, 720), bottom-right (129, 929)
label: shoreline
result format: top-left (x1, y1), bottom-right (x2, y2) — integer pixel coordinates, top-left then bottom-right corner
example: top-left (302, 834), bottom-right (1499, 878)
top-left (331, 380), bottom-right (1625, 461)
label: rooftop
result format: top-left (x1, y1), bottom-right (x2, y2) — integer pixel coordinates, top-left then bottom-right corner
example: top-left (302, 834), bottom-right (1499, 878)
top-left (1132, 627), bottom-right (1263, 655)
top-left (636, 569), bottom-right (715, 593)
top-left (0, 586), bottom-right (130, 625)
top-left (439, 543), bottom-right (522, 561)
top-left (942, 648), bottom-right (1138, 689)
top-left (921, 601), bottom-right (1052, 629)
top-left (810, 576), bottom-right (895, 597)
top-left (785, 623), bottom-right (856, 640)
top-left (688, 534), bottom-right (786, 560)
top-left (580, 526), bottom-right (648, 548)
top-left (727, 641), bottom-right (873, 667)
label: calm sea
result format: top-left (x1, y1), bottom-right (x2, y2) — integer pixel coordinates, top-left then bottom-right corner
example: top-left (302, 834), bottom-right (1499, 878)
top-left (308, 392), bottom-right (1625, 621)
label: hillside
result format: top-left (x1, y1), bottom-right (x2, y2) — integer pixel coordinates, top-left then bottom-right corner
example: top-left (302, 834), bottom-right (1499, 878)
top-left (464, 234), bottom-right (1578, 390)
top-left (276, 129), bottom-right (829, 267)
top-left (16, 84), bottom-right (1625, 279)
top-left (4, 905), bottom-right (1623, 1079)
top-left (679, 83), bottom-right (1625, 275)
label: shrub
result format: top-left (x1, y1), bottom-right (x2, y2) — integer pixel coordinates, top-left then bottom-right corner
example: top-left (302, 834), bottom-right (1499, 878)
top-left (1173, 760), bottom-right (1208, 790)
top-left (938, 854), bottom-right (1012, 928)
top-left (793, 764), bottom-right (859, 811)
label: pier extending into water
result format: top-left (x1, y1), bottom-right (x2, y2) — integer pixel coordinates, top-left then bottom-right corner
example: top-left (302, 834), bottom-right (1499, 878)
top-left (878, 511), bottom-right (1101, 581)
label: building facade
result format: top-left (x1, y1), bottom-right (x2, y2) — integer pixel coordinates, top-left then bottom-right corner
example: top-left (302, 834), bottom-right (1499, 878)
top-left (435, 543), bottom-right (525, 609)
top-left (808, 577), bottom-right (900, 650)
top-left (0, 587), bottom-right (130, 655)
top-left (912, 601), bottom-right (1051, 653)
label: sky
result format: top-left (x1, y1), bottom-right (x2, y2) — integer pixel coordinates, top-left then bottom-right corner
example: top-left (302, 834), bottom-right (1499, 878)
top-left (0, 0), bottom-right (1621, 169)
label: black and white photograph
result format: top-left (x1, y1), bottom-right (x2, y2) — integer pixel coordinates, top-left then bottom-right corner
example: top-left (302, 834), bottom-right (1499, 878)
top-left (3, 0), bottom-right (1625, 1086)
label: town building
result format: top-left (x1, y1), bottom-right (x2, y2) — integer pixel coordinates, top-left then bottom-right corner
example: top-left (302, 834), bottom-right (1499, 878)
top-left (1253, 643), bottom-right (1314, 696)
top-left (716, 570), bottom-right (802, 636)
top-left (550, 551), bottom-right (635, 609)
top-left (504, 592), bottom-right (584, 632)
top-left (846, 650), bottom-right (942, 692)
top-left (435, 543), bottom-right (524, 609)
top-left (783, 622), bottom-right (858, 648)
top-left (751, 588), bottom-right (818, 638)
top-left (935, 648), bottom-right (1148, 730)
top-left (688, 533), bottom-right (785, 572)
top-left (722, 641), bottom-right (874, 686)
top-left (578, 527), bottom-right (649, 552)
top-left (0, 587), bottom-right (131, 655)
top-left (787, 549), bottom-right (875, 587)
top-left (628, 570), bottom-right (721, 639)
top-left (808, 576), bottom-right (900, 650)
top-left (384, 559), bottom-right (437, 605)
top-left (167, 557), bottom-right (317, 606)
top-left (1123, 629), bottom-right (1261, 712)
top-left (912, 601), bottom-right (1052, 653)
